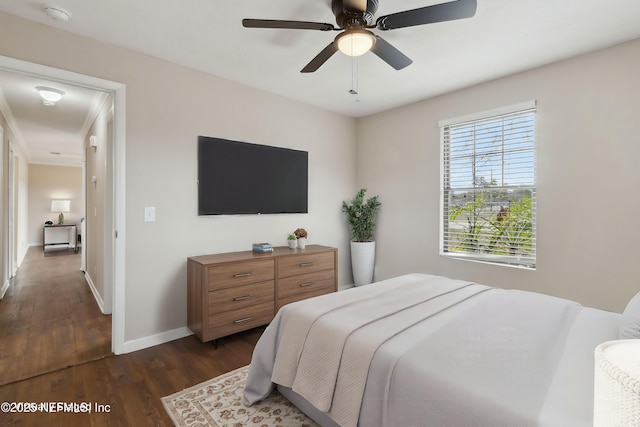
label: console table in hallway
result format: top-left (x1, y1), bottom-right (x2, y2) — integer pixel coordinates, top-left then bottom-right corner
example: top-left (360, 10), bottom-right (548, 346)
top-left (43, 224), bottom-right (78, 252)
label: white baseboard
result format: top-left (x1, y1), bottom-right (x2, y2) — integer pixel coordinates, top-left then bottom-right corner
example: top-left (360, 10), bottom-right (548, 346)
top-left (0, 279), bottom-right (10, 299)
top-left (84, 272), bottom-right (108, 314)
top-left (122, 327), bottom-right (193, 354)
top-left (84, 273), bottom-right (192, 355)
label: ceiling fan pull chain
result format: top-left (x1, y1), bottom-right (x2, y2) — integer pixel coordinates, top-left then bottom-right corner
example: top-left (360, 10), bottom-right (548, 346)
top-left (350, 55), bottom-right (359, 97)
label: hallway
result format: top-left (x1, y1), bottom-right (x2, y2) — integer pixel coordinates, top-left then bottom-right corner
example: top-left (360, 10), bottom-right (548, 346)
top-left (0, 246), bottom-right (111, 385)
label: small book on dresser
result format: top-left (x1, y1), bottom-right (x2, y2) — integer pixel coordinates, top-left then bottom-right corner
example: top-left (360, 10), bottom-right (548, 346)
top-left (252, 243), bottom-right (273, 252)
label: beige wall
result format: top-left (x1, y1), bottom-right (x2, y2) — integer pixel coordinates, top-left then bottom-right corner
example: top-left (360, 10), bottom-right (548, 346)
top-left (85, 97), bottom-right (112, 313)
top-left (14, 143), bottom-right (29, 265)
top-left (357, 38), bottom-right (640, 313)
top-left (28, 164), bottom-right (82, 245)
top-left (1, 113), bottom-right (29, 290)
top-left (0, 12), bottom-right (356, 348)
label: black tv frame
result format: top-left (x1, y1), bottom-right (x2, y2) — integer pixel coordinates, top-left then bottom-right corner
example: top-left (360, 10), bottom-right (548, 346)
top-left (198, 136), bottom-right (308, 215)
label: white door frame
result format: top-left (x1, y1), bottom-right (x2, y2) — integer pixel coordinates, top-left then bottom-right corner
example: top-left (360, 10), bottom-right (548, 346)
top-left (81, 160), bottom-right (87, 273)
top-left (0, 55), bottom-right (127, 354)
top-left (0, 124), bottom-right (7, 293)
top-left (7, 143), bottom-right (15, 278)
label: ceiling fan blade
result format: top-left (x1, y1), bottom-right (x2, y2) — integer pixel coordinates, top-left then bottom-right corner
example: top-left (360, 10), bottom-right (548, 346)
top-left (242, 19), bottom-right (336, 31)
top-left (301, 42), bottom-right (339, 73)
top-left (370, 36), bottom-right (413, 70)
top-left (376, 0), bottom-right (477, 31)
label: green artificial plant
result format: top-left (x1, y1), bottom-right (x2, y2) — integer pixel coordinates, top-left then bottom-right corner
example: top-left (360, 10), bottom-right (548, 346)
top-left (342, 188), bottom-right (381, 242)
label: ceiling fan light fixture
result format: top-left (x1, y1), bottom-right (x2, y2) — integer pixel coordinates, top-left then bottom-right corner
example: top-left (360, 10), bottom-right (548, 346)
top-left (336, 29), bottom-right (376, 57)
top-left (36, 86), bottom-right (65, 105)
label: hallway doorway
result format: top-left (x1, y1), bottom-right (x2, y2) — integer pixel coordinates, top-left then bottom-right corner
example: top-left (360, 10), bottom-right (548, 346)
top-left (0, 54), bottom-right (126, 355)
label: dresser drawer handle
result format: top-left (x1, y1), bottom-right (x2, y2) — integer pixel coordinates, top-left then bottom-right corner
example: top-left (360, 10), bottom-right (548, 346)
top-left (299, 262), bottom-right (314, 267)
top-left (299, 282), bottom-right (314, 287)
top-left (233, 295), bottom-right (252, 301)
top-left (234, 317), bottom-right (252, 324)
top-left (233, 272), bottom-right (252, 278)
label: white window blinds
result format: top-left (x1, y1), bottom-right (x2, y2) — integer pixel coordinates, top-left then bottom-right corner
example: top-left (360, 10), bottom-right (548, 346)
top-left (441, 103), bottom-right (537, 268)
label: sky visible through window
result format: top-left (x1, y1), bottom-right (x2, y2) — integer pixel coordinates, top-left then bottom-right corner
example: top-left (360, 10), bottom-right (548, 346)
top-left (448, 112), bottom-right (535, 190)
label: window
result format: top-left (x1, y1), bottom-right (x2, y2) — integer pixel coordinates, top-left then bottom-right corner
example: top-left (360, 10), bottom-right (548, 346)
top-left (440, 102), bottom-right (536, 268)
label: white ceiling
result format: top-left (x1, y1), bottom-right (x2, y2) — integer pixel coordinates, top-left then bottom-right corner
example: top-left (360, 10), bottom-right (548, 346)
top-left (0, 0), bottom-right (639, 165)
top-left (0, 69), bottom-right (108, 166)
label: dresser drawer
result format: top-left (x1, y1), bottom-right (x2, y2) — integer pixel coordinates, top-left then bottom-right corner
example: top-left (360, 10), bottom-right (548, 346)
top-left (208, 280), bottom-right (274, 314)
top-left (278, 285), bottom-right (335, 310)
top-left (207, 259), bottom-right (274, 291)
top-left (278, 251), bottom-right (334, 278)
top-left (207, 301), bottom-right (274, 340)
top-left (278, 269), bottom-right (334, 300)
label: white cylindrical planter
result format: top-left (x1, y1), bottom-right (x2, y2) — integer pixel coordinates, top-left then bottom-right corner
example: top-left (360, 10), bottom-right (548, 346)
top-left (350, 241), bottom-right (376, 286)
top-left (297, 238), bottom-right (307, 249)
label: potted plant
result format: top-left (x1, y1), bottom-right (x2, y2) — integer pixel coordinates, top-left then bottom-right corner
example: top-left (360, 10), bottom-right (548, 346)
top-left (342, 188), bottom-right (381, 285)
top-left (294, 228), bottom-right (307, 249)
top-left (287, 233), bottom-right (297, 249)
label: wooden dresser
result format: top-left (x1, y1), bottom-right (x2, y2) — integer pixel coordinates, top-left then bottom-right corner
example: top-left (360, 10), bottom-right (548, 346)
top-left (187, 245), bottom-right (337, 343)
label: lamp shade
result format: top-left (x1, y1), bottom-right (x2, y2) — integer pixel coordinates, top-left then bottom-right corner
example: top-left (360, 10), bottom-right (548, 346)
top-left (594, 339), bottom-right (640, 426)
top-left (51, 200), bottom-right (71, 213)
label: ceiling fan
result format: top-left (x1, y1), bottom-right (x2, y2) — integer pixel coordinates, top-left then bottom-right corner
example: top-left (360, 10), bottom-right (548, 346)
top-left (242, 0), bottom-right (477, 73)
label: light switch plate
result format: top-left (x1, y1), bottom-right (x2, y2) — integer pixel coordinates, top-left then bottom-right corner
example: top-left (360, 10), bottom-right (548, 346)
top-left (144, 206), bottom-right (156, 222)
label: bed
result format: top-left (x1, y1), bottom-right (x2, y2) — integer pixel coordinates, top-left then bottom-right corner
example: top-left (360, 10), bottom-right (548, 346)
top-left (243, 273), bottom-right (625, 427)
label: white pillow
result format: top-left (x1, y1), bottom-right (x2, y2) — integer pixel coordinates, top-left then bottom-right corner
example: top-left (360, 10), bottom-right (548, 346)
top-left (620, 291), bottom-right (640, 338)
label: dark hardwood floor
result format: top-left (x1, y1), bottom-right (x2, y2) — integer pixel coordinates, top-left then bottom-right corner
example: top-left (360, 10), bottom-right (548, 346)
top-left (1, 246), bottom-right (263, 426)
top-left (0, 328), bottom-right (262, 426)
top-left (0, 246), bottom-right (111, 385)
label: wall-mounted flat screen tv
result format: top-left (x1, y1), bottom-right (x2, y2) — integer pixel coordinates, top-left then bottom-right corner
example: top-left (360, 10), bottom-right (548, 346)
top-left (198, 136), bottom-right (308, 215)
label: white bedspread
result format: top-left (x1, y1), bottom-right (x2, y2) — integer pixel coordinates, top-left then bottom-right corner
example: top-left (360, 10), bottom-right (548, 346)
top-left (243, 274), bottom-right (620, 427)
top-left (272, 275), bottom-right (487, 426)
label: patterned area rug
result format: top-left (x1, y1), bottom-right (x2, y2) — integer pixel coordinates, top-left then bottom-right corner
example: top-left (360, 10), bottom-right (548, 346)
top-left (162, 366), bottom-right (319, 427)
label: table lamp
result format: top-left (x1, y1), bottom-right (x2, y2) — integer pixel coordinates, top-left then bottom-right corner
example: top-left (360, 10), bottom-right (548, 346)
top-left (51, 200), bottom-right (70, 224)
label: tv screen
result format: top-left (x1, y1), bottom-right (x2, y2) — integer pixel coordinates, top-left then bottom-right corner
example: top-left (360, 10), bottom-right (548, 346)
top-left (198, 136), bottom-right (308, 215)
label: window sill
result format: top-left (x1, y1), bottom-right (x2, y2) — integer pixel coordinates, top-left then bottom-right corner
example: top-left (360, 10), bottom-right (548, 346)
top-left (440, 252), bottom-right (536, 270)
